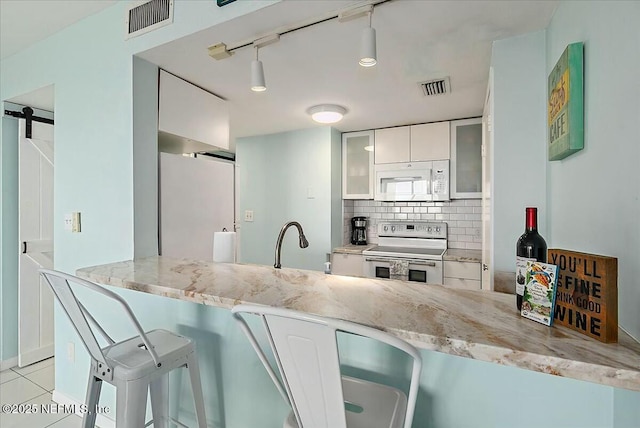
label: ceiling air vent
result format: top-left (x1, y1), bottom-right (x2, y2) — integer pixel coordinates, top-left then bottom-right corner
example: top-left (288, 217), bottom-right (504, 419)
top-left (419, 77), bottom-right (451, 96)
top-left (125, 0), bottom-right (174, 39)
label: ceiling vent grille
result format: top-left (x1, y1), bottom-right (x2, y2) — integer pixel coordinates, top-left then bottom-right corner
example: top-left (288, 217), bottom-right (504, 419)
top-left (419, 77), bottom-right (451, 96)
top-left (125, 0), bottom-right (174, 39)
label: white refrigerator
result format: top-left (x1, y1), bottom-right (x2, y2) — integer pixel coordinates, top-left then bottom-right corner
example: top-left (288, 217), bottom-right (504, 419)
top-left (159, 152), bottom-right (235, 260)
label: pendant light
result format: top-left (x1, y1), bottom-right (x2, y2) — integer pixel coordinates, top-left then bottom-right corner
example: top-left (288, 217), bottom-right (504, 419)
top-left (359, 9), bottom-right (377, 67)
top-left (251, 45), bottom-right (266, 92)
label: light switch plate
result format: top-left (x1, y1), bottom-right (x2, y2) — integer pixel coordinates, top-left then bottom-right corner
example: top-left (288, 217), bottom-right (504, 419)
top-left (244, 210), bottom-right (254, 222)
top-left (72, 212), bottom-right (81, 233)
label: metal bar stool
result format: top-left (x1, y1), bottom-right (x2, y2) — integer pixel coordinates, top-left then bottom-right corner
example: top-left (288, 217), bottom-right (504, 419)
top-left (232, 304), bottom-right (422, 428)
top-left (40, 269), bottom-right (207, 428)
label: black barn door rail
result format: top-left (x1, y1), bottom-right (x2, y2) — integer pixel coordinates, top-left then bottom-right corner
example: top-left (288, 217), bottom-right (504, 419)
top-left (4, 107), bottom-right (54, 139)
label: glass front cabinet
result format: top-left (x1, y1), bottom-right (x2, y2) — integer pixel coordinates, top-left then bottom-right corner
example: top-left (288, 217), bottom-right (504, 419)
top-left (450, 118), bottom-right (483, 199)
top-left (342, 131), bottom-right (374, 199)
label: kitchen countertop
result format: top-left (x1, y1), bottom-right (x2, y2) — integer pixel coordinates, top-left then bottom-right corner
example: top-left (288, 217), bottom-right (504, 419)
top-left (443, 249), bottom-right (482, 263)
top-left (76, 256), bottom-right (640, 392)
top-left (332, 244), bottom-right (376, 254)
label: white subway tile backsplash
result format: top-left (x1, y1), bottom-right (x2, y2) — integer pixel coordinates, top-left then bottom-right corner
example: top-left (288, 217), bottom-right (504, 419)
top-left (342, 199), bottom-right (483, 247)
top-left (456, 207), bottom-right (474, 213)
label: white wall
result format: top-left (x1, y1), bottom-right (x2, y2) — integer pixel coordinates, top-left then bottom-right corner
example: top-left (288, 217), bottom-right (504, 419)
top-left (491, 31), bottom-right (548, 272)
top-left (545, 1), bottom-right (640, 341)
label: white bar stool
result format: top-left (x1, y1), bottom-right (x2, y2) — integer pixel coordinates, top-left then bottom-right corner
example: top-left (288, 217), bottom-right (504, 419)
top-left (232, 304), bottom-right (422, 428)
top-left (40, 269), bottom-right (207, 428)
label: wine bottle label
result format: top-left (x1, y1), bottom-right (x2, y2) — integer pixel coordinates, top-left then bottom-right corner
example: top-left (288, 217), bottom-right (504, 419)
top-left (516, 256), bottom-right (535, 296)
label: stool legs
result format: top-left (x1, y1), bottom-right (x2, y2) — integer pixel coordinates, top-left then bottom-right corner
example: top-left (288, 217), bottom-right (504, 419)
top-left (116, 378), bottom-right (148, 428)
top-left (150, 374), bottom-right (170, 428)
top-left (186, 352), bottom-right (207, 428)
top-left (82, 374), bottom-right (103, 428)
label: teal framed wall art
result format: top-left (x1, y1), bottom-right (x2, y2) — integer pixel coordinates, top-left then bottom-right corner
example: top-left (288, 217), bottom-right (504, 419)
top-left (548, 42), bottom-right (584, 161)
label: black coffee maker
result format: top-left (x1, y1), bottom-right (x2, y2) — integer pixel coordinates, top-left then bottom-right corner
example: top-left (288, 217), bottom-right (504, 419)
top-left (350, 217), bottom-right (368, 245)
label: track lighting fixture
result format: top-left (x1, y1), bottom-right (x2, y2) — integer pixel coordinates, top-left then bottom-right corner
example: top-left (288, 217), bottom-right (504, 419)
top-left (249, 34), bottom-right (280, 92)
top-left (251, 46), bottom-right (266, 92)
top-left (359, 8), bottom-right (377, 67)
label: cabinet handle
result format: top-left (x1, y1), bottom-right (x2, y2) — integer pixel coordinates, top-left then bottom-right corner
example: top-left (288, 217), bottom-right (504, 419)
top-left (482, 263), bottom-right (488, 271)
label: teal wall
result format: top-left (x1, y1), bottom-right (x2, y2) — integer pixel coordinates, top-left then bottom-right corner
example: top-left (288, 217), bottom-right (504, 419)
top-left (236, 127), bottom-right (340, 271)
top-left (491, 30), bottom-right (548, 272)
top-left (0, 115), bottom-right (19, 361)
top-left (545, 0), bottom-right (640, 342)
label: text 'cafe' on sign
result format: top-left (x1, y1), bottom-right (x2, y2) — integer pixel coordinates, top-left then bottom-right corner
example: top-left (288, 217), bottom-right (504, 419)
top-left (549, 249), bottom-right (618, 343)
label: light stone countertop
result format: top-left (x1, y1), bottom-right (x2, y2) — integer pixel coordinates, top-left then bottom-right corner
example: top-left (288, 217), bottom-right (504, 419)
top-left (443, 249), bottom-right (482, 263)
top-left (76, 256), bottom-right (640, 392)
top-left (332, 244), bottom-right (376, 254)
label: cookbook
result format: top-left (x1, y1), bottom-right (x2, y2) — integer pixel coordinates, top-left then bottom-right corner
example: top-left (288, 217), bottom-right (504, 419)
top-left (521, 261), bottom-right (559, 326)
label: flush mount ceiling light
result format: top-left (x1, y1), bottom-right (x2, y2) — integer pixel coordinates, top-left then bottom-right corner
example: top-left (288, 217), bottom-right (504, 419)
top-left (307, 104), bottom-right (347, 124)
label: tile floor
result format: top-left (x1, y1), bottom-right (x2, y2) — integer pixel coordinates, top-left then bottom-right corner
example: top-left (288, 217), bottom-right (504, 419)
top-left (0, 358), bottom-right (82, 428)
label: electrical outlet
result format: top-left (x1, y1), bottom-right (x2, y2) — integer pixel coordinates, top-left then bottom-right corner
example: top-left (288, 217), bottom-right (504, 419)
top-left (244, 210), bottom-right (254, 222)
top-left (67, 342), bottom-right (75, 363)
top-left (64, 214), bottom-right (73, 231)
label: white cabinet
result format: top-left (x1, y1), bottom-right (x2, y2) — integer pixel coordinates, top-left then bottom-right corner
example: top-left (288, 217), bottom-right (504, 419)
top-left (450, 118), bottom-right (482, 199)
top-left (374, 127), bottom-right (410, 164)
top-left (444, 260), bottom-right (481, 290)
top-left (374, 122), bottom-right (450, 164)
top-left (342, 131), bottom-right (374, 199)
top-left (159, 70), bottom-right (229, 151)
top-left (410, 122), bottom-right (450, 161)
top-left (331, 253), bottom-right (364, 277)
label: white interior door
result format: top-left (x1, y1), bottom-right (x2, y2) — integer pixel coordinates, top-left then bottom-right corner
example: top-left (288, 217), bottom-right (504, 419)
top-left (481, 69), bottom-right (494, 290)
top-left (19, 119), bottom-right (54, 367)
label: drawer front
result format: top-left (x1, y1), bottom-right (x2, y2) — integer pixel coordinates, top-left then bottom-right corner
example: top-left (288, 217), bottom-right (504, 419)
top-left (444, 277), bottom-right (481, 290)
top-left (444, 261), bottom-right (481, 280)
top-left (331, 253), bottom-right (364, 277)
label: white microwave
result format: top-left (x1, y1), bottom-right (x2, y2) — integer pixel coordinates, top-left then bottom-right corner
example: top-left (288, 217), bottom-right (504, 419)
top-left (374, 160), bottom-right (449, 202)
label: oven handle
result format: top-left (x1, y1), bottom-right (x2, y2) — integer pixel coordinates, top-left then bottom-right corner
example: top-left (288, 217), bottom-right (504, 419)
top-left (365, 257), bottom-right (437, 267)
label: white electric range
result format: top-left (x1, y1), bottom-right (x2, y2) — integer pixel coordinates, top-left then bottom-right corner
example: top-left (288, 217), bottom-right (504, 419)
top-left (362, 221), bottom-right (447, 284)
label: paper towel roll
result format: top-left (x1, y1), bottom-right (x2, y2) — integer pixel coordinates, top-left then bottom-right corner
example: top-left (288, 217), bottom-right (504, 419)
top-left (213, 231), bottom-right (236, 263)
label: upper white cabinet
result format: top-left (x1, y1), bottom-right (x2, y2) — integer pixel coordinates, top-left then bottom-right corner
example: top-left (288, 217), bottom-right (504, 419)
top-left (374, 127), bottom-right (410, 164)
top-left (374, 122), bottom-right (450, 164)
top-left (159, 70), bottom-right (229, 151)
top-left (410, 122), bottom-right (450, 161)
top-left (343, 131), bottom-right (374, 199)
top-left (450, 117), bottom-right (482, 199)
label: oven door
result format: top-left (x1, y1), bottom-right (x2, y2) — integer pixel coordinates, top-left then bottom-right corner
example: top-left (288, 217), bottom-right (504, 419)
top-left (363, 257), bottom-right (443, 284)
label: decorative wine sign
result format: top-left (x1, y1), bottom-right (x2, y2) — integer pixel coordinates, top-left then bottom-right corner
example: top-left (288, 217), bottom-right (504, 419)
top-left (548, 42), bottom-right (584, 161)
top-left (549, 249), bottom-right (618, 343)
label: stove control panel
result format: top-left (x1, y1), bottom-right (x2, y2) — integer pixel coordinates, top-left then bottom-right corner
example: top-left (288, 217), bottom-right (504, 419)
top-left (378, 222), bottom-right (447, 239)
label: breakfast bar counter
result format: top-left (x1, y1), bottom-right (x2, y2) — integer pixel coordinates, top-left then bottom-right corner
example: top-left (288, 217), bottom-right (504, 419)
top-left (76, 256), bottom-right (640, 392)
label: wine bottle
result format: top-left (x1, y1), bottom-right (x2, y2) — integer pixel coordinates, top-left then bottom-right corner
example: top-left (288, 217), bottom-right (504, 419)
top-left (516, 207), bottom-right (547, 311)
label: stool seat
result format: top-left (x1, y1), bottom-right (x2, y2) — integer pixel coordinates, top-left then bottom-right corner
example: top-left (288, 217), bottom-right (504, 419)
top-left (284, 376), bottom-right (408, 428)
top-left (40, 269), bottom-right (207, 428)
top-left (103, 329), bottom-right (194, 381)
